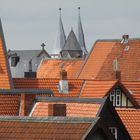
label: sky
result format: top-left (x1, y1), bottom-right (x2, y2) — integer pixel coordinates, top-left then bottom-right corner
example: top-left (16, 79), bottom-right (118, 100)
top-left (0, 0), bottom-right (140, 53)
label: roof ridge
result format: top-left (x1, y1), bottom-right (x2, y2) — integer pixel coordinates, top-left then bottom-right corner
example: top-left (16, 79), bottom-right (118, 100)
top-left (0, 116), bottom-right (99, 123)
top-left (36, 97), bottom-right (106, 104)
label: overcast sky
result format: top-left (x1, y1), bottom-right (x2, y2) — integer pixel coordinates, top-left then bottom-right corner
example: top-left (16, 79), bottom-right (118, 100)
top-left (0, 0), bottom-right (140, 53)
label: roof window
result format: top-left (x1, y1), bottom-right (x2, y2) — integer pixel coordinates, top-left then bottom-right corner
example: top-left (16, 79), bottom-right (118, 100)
top-left (48, 104), bottom-right (66, 116)
top-left (11, 54), bottom-right (20, 67)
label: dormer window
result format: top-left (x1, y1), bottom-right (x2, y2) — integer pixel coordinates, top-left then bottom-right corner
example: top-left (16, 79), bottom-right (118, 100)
top-left (48, 104), bottom-right (66, 116)
top-left (109, 86), bottom-right (134, 108)
top-left (11, 55), bottom-right (19, 67)
top-left (109, 86), bottom-right (121, 107)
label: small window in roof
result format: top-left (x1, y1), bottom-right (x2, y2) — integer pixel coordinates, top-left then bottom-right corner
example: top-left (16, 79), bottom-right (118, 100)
top-left (48, 104), bottom-right (66, 117)
top-left (11, 56), bottom-right (19, 67)
top-left (53, 104), bottom-right (66, 116)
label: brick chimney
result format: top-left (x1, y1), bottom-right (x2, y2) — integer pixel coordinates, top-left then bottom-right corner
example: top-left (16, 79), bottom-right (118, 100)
top-left (113, 58), bottom-right (121, 80)
top-left (59, 69), bottom-right (69, 93)
top-left (115, 71), bottom-right (121, 81)
top-left (19, 94), bottom-right (36, 116)
top-left (60, 69), bottom-right (67, 80)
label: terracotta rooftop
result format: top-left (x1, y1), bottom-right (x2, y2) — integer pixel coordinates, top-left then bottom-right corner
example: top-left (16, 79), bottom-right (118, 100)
top-left (78, 39), bottom-right (140, 81)
top-left (0, 20), bottom-right (13, 89)
top-left (81, 80), bottom-right (116, 98)
top-left (14, 78), bottom-right (84, 97)
top-left (123, 81), bottom-right (140, 106)
top-left (0, 116), bottom-right (97, 140)
top-left (0, 94), bottom-right (20, 116)
top-left (78, 41), bottom-right (116, 79)
top-left (31, 97), bottom-right (103, 117)
top-left (13, 78), bottom-right (118, 98)
top-left (37, 59), bottom-right (83, 79)
top-left (117, 109), bottom-right (140, 140)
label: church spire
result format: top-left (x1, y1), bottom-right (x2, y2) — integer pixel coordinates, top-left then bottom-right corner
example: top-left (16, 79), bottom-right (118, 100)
top-left (77, 7), bottom-right (88, 54)
top-left (0, 19), bottom-right (13, 89)
top-left (54, 8), bottom-right (66, 54)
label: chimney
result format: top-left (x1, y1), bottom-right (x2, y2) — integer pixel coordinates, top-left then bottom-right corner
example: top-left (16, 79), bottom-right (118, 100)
top-left (113, 58), bottom-right (121, 80)
top-left (115, 71), bottom-right (121, 80)
top-left (19, 94), bottom-right (36, 116)
top-left (121, 35), bottom-right (129, 44)
top-left (24, 59), bottom-right (36, 78)
top-left (60, 69), bottom-right (67, 80)
top-left (59, 69), bottom-right (69, 93)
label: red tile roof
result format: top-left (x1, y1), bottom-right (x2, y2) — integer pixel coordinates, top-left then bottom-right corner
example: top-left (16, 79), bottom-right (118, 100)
top-left (0, 117), bottom-right (93, 140)
top-left (123, 81), bottom-right (140, 106)
top-left (14, 78), bottom-right (84, 97)
top-left (81, 80), bottom-right (116, 98)
top-left (96, 40), bottom-right (140, 81)
top-left (37, 59), bottom-right (83, 79)
top-left (78, 39), bottom-right (140, 81)
top-left (117, 109), bottom-right (140, 140)
top-left (0, 94), bottom-right (20, 116)
top-left (0, 32), bottom-right (12, 89)
top-left (78, 41), bottom-right (116, 79)
top-left (32, 102), bottom-right (101, 117)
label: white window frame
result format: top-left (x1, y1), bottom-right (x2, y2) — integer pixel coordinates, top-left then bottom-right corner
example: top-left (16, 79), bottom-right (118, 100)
top-left (116, 89), bottom-right (121, 106)
top-left (110, 90), bottom-right (115, 106)
top-left (109, 127), bottom-right (117, 139)
top-left (110, 88), bottom-right (121, 107)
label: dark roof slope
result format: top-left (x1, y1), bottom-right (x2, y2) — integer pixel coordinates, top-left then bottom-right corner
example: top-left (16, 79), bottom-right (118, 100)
top-left (8, 49), bottom-right (50, 78)
top-left (62, 29), bottom-right (82, 51)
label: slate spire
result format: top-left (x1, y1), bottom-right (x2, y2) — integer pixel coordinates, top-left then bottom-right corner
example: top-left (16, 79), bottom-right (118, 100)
top-left (77, 7), bottom-right (88, 54)
top-left (54, 8), bottom-right (66, 54)
top-left (0, 19), bottom-right (13, 89)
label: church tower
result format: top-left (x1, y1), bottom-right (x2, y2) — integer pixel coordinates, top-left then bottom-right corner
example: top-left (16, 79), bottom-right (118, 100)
top-left (77, 7), bottom-right (88, 55)
top-left (54, 8), bottom-right (66, 55)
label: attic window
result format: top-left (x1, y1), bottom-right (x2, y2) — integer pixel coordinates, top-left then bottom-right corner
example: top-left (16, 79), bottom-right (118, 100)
top-left (48, 104), bottom-right (66, 116)
top-left (109, 127), bottom-right (117, 139)
top-left (109, 87), bottom-right (121, 107)
top-left (53, 104), bottom-right (66, 116)
top-left (11, 56), bottom-right (19, 67)
top-left (124, 45), bottom-right (130, 52)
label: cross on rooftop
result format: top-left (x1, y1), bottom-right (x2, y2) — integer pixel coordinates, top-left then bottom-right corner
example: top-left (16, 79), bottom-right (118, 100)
top-left (41, 43), bottom-right (46, 50)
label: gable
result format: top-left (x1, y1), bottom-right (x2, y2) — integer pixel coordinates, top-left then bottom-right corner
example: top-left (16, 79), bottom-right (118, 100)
top-left (78, 41), bottom-right (116, 79)
top-left (108, 84), bottom-right (135, 108)
top-left (98, 99), bottom-right (131, 140)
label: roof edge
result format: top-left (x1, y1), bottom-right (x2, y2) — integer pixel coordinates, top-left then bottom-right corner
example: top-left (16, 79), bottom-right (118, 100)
top-left (0, 116), bottom-right (99, 123)
top-left (36, 97), bottom-right (106, 104)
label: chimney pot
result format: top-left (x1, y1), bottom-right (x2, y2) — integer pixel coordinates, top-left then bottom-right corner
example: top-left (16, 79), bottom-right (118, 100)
top-left (60, 69), bottom-right (67, 80)
top-left (59, 69), bottom-right (69, 93)
top-left (121, 35), bottom-right (129, 44)
top-left (115, 71), bottom-right (121, 80)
